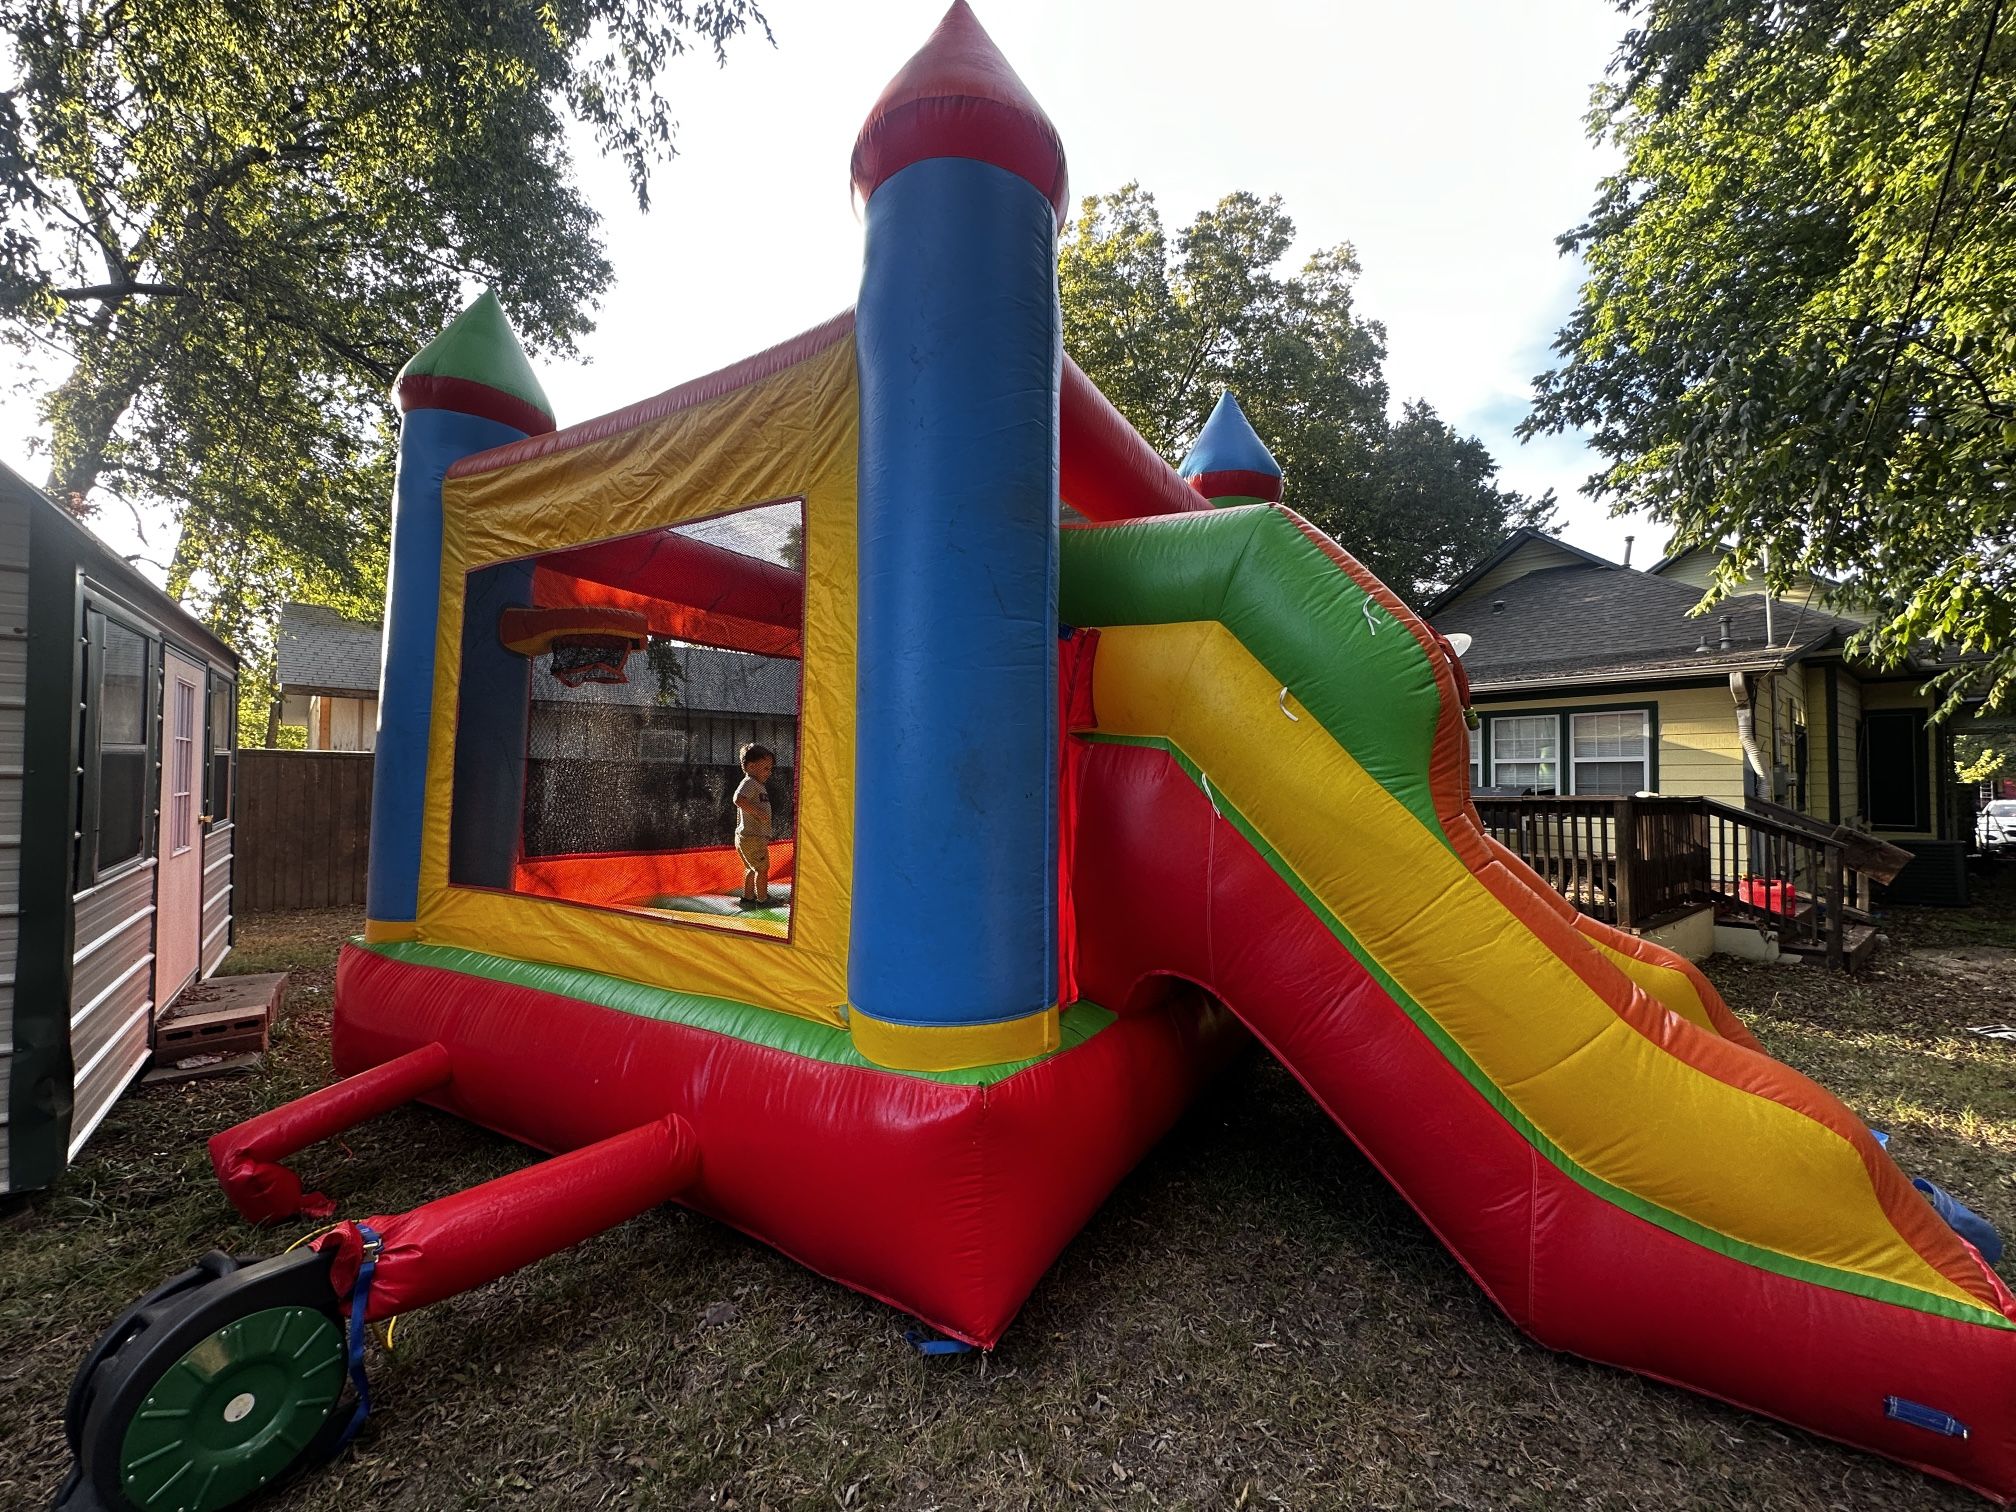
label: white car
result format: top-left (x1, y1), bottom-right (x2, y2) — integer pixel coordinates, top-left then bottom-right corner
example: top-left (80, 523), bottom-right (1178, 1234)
top-left (1979, 799), bottom-right (2016, 853)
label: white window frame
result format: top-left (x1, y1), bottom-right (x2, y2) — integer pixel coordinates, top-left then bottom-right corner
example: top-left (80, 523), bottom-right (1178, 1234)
top-left (1568, 709), bottom-right (1652, 796)
top-left (1477, 707), bottom-right (1656, 797)
top-left (1488, 714), bottom-right (1561, 794)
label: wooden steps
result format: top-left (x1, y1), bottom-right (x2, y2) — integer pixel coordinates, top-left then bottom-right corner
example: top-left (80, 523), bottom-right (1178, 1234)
top-left (1775, 924), bottom-right (1881, 971)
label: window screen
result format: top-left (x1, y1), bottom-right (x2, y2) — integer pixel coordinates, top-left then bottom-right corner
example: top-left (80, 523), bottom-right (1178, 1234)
top-left (523, 640), bottom-right (799, 858)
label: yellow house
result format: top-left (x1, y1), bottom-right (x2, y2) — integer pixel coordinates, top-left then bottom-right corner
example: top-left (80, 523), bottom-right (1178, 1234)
top-left (1427, 529), bottom-right (1971, 905)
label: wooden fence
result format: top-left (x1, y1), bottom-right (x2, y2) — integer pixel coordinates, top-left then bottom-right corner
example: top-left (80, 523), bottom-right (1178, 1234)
top-left (235, 749), bottom-right (373, 912)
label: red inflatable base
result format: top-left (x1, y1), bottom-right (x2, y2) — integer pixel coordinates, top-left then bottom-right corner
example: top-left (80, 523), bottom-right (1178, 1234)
top-left (330, 943), bottom-right (1244, 1346)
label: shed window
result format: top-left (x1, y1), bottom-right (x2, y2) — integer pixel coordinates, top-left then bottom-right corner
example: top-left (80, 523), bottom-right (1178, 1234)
top-left (1570, 711), bottom-right (1650, 795)
top-left (208, 676), bottom-right (235, 823)
top-left (89, 613), bottom-right (153, 877)
top-left (1490, 715), bottom-right (1559, 794)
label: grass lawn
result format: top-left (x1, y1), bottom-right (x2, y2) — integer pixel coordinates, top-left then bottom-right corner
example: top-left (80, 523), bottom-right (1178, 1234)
top-left (4, 873), bottom-right (2013, 1510)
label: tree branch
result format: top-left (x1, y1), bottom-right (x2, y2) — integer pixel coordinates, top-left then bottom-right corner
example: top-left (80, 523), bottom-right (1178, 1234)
top-left (1905, 336), bottom-right (2016, 420)
top-left (53, 280), bottom-right (192, 302)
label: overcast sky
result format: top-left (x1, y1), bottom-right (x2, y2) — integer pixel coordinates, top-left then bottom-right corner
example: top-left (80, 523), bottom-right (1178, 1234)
top-left (0, 0), bottom-right (1664, 582)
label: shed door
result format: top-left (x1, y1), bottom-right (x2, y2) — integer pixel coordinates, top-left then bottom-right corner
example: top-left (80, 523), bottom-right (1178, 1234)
top-left (155, 649), bottom-right (206, 1007)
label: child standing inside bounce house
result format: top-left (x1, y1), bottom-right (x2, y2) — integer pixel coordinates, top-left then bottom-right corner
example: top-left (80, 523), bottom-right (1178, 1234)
top-left (734, 742), bottom-right (778, 911)
top-left (53, 6), bottom-right (2016, 1510)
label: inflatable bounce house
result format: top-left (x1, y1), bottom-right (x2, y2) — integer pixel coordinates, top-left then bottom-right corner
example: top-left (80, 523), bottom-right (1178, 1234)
top-left (58, 7), bottom-right (2016, 1508)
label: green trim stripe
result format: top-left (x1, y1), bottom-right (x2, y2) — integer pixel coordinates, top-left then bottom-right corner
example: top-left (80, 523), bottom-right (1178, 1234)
top-left (356, 938), bottom-right (1115, 1088)
top-left (1083, 732), bottom-right (2010, 1332)
top-left (1062, 508), bottom-right (1452, 846)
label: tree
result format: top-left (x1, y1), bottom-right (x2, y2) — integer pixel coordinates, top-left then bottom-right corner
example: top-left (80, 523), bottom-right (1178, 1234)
top-left (0, 0), bottom-right (768, 717)
top-left (645, 637), bottom-right (687, 708)
top-left (1958, 725), bottom-right (2016, 784)
top-left (1060, 184), bottom-right (1551, 604)
top-left (1525, 0), bottom-right (2016, 712)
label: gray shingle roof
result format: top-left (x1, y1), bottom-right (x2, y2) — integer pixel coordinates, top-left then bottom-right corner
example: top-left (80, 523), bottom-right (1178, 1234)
top-left (1430, 563), bottom-right (1864, 692)
top-left (1421, 526), bottom-right (1619, 614)
top-left (0, 462), bottom-right (238, 665)
top-left (276, 602), bottom-right (382, 696)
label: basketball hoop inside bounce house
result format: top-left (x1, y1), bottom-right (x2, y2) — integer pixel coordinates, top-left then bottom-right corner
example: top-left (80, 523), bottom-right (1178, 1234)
top-left (499, 606), bottom-right (650, 688)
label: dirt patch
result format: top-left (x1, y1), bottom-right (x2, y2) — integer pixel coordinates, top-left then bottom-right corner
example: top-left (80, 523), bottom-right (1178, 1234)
top-left (1893, 944), bottom-right (2016, 997)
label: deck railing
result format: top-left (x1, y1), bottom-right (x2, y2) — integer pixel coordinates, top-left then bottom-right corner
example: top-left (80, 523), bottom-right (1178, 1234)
top-left (1472, 793), bottom-right (1868, 966)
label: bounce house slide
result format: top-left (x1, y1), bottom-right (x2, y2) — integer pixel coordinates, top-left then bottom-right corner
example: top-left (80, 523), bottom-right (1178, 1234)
top-left (1057, 504), bottom-right (2016, 1498)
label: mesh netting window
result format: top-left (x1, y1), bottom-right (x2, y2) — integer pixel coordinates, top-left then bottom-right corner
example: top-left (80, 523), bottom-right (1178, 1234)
top-left (524, 641), bottom-right (799, 856)
top-left (448, 499), bottom-right (805, 936)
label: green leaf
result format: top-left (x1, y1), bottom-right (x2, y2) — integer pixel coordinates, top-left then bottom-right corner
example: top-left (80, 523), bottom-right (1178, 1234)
top-left (1524, 0), bottom-right (2016, 713)
top-left (1, 0), bottom-right (770, 719)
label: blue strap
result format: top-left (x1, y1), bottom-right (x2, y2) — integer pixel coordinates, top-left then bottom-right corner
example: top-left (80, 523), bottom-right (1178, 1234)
top-left (333, 1221), bottom-right (382, 1451)
top-left (1885, 1395), bottom-right (1970, 1439)
top-left (904, 1328), bottom-right (974, 1357)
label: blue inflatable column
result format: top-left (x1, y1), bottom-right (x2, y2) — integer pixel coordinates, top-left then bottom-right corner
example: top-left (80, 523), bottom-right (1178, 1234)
top-left (364, 292), bottom-right (556, 942)
top-left (846, 2), bottom-right (1070, 1069)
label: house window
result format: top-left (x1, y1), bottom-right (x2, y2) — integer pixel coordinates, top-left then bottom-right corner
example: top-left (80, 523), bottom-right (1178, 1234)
top-left (1468, 723), bottom-right (1481, 790)
top-left (1490, 715), bottom-right (1559, 794)
top-left (1569, 710), bottom-right (1651, 796)
top-left (87, 611), bottom-right (153, 879)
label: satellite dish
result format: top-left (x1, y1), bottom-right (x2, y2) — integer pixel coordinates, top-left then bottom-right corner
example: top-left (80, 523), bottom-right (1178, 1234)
top-left (1445, 633), bottom-right (1473, 659)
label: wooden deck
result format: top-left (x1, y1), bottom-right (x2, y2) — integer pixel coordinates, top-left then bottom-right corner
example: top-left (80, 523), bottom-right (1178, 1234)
top-left (1475, 793), bottom-right (1899, 970)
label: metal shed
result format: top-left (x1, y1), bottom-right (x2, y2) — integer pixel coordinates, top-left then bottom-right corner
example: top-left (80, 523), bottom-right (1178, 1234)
top-left (1, 463), bottom-right (240, 1192)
